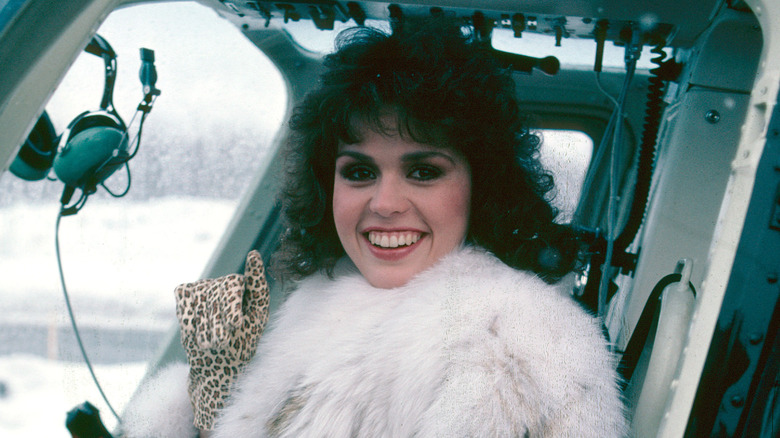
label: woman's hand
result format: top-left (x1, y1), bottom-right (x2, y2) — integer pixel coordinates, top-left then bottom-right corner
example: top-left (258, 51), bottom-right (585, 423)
top-left (175, 250), bottom-right (270, 430)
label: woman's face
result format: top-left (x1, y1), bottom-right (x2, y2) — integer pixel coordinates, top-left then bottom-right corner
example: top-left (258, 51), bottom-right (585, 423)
top-left (333, 127), bottom-right (472, 289)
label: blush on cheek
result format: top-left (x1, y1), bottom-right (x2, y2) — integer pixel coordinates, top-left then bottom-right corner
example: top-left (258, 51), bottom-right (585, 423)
top-left (332, 184), bottom-right (357, 255)
top-left (442, 183), bottom-right (471, 227)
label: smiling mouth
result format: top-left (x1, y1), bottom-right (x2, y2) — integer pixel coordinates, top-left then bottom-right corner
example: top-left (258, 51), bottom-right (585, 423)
top-left (366, 231), bottom-right (422, 248)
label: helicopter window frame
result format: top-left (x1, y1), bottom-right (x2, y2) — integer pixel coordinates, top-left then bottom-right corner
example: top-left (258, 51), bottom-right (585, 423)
top-left (0, 1), bottom-right (286, 434)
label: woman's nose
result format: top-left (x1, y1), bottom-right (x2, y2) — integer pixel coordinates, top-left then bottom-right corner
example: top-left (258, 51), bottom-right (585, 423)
top-left (368, 176), bottom-right (410, 217)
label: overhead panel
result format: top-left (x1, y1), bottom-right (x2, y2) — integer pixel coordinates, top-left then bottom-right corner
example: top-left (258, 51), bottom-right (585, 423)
top-left (213, 0), bottom-right (722, 47)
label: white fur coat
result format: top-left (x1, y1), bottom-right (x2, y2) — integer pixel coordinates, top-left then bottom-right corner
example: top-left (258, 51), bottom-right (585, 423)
top-left (213, 246), bottom-right (627, 437)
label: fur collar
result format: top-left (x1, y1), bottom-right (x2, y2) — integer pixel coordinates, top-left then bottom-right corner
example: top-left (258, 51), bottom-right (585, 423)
top-left (214, 246), bottom-right (627, 437)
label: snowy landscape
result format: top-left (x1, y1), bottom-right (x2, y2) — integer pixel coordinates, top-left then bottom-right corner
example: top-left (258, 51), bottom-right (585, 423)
top-left (0, 197), bottom-right (235, 436)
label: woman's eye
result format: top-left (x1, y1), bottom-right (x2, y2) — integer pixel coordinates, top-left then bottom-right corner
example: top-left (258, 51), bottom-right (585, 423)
top-left (408, 165), bottom-right (442, 181)
top-left (340, 165), bottom-right (376, 182)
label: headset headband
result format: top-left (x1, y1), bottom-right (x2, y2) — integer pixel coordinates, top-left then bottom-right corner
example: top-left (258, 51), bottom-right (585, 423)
top-left (84, 34), bottom-right (118, 113)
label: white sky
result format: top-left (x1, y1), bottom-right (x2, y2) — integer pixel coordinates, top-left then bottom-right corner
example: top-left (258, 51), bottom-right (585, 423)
top-left (46, 1), bottom-right (287, 136)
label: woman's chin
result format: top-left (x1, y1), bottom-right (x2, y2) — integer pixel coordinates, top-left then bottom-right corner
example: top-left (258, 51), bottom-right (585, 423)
top-left (363, 268), bottom-right (415, 289)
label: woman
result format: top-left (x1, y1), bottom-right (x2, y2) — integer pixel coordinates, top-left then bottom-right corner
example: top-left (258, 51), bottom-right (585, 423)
top-left (216, 21), bottom-right (625, 437)
top-left (125, 20), bottom-right (626, 438)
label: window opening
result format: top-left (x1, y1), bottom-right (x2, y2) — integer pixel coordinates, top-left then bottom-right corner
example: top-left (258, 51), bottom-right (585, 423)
top-left (538, 130), bottom-right (593, 223)
top-left (0, 2), bottom-right (285, 434)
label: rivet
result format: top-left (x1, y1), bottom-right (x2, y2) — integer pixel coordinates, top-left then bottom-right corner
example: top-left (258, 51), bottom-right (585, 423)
top-left (705, 110), bottom-right (721, 124)
top-left (731, 395), bottom-right (745, 407)
top-left (768, 272), bottom-right (779, 284)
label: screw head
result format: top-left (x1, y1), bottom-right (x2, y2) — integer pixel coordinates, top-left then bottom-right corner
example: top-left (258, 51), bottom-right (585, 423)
top-left (705, 110), bottom-right (721, 124)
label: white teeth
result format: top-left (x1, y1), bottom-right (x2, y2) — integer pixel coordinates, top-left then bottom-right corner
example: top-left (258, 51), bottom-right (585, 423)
top-left (368, 231), bottom-right (421, 248)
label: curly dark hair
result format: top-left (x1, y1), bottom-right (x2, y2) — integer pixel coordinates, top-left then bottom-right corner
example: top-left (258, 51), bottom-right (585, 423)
top-left (272, 19), bottom-right (580, 283)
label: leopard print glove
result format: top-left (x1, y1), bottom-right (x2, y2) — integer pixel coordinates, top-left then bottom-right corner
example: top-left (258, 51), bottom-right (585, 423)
top-left (174, 250), bottom-right (270, 430)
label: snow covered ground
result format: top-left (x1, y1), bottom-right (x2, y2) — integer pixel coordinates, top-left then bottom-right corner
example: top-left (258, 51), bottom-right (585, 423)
top-left (0, 197), bottom-right (235, 437)
top-left (0, 354), bottom-right (146, 436)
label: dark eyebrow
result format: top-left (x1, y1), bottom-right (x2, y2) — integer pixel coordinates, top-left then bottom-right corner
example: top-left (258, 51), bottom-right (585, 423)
top-left (335, 149), bottom-right (457, 165)
top-left (335, 150), bottom-right (374, 163)
top-left (401, 150), bottom-right (457, 165)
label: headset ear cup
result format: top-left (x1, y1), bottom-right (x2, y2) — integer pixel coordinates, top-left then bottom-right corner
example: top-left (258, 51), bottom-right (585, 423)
top-left (53, 112), bottom-right (129, 192)
top-left (10, 111), bottom-right (57, 181)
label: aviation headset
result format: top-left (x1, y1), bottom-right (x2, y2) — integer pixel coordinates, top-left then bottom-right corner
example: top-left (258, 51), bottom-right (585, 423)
top-left (11, 33), bottom-right (158, 214)
top-left (9, 34), bottom-right (159, 424)
top-left (9, 110), bottom-right (58, 181)
top-left (55, 34), bottom-right (129, 199)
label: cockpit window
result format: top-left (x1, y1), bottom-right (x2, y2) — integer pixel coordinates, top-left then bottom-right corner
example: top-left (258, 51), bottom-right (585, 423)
top-left (539, 130), bottom-right (593, 222)
top-left (0, 2), bottom-right (285, 434)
